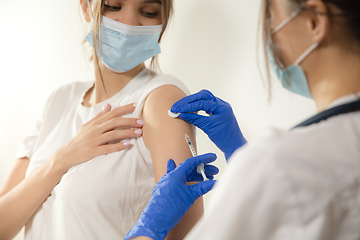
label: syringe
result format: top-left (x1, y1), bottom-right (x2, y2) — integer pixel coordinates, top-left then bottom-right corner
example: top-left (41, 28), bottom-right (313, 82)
top-left (184, 133), bottom-right (208, 181)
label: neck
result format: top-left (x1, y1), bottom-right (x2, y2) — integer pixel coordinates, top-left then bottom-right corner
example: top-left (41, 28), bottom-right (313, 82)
top-left (86, 61), bottom-right (146, 106)
top-left (304, 45), bottom-right (360, 112)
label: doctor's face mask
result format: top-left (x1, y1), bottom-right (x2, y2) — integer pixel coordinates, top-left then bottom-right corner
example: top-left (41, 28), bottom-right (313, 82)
top-left (269, 7), bottom-right (319, 99)
top-left (260, 0), bottom-right (322, 99)
top-left (261, 0), bottom-right (360, 99)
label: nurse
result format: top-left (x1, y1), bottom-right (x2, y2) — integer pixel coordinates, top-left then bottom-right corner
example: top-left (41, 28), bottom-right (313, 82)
top-left (125, 0), bottom-right (360, 239)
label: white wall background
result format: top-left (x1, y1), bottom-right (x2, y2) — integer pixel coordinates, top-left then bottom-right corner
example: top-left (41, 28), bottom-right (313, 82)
top-left (0, 0), bottom-right (317, 239)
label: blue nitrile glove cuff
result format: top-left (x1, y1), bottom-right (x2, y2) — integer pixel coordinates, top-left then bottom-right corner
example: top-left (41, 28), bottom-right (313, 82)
top-left (124, 212), bottom-right (167, 240)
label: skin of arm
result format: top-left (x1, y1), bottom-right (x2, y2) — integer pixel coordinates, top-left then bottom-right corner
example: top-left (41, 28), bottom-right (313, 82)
top-left (0, 156), bottom-right (67, 240)
top-left (142, 85), bottom-right (203, 240)
top-left (0, 104), bottom-right (143, 240)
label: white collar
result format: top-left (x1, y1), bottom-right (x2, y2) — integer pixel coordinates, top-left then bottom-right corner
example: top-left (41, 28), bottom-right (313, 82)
top-left (326, 92), bottom-right (360, 110)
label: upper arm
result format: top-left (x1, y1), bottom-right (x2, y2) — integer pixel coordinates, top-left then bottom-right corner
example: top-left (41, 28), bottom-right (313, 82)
top-left (142, 85), bottom-right (196, 182)
top-left (0, 158), bottom-right (29, 197)
top-left (142, 85), bottom-right (203, 239)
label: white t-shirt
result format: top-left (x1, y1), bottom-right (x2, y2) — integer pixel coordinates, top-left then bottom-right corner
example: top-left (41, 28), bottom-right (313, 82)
top-left (186, 94), bottom-right (360, 240)
top-left (16, 69), bottom-right (190, 240)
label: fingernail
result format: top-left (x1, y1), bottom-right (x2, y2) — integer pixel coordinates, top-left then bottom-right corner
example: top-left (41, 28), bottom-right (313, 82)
top-left (133, 102), bottom-right (138, 107)
top-left (135, 129), bottom-right (142, 135)
top-left (137, 120), bottom-right (144, 125)
top-left (103, 103), bottom-right (109, 111)
top-left (123, 141), bottom-right (131, 146)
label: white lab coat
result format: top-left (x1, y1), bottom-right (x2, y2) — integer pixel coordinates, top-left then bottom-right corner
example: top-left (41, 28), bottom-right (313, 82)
top-left (186, 94), bottom-right (360, 240)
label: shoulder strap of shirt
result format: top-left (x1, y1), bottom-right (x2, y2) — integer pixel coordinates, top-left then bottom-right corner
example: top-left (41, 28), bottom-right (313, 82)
top-left (293, 99), bottom-right (360, 129)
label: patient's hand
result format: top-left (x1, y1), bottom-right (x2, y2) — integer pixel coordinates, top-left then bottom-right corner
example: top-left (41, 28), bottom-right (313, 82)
top-left (53, 103), bottom-right (144, 173)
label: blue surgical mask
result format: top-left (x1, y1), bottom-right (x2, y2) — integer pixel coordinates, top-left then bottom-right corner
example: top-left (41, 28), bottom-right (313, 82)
top-left (270, 9), bottom-right (319, 99)
top-left (85, 16), bottom-right (162, 73)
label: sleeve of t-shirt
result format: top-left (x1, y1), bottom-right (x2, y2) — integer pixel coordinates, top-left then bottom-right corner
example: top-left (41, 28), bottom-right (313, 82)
top-left (15, 90), bottom-right (57, 160)
top-left (185, 128), bottom-right (303, 240)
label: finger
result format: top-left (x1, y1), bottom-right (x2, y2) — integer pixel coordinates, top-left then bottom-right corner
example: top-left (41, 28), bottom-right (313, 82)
top-left (99, 118), bottom-right (144, 134)
top-left (88, 103), bottom-right (112, 123)
top-left (178, 113), bottom-right (210, 130)
top-left (97, 140), bottom-right (132, 155)
top-left (171, 90), bottom-right (217, 113)
top-left (95, 103), bottom-right (137, 125)
top-left (99, 128), bottom-right (142, 145)
top-left (174, 153), bottom-right (217, 180)
top-left (167, 159), bottom-right (176, 173)
top-left (103, 103), bottom-right (112, 112)
top-left (188, 173), bottom-right (214, 182)
top-left (187, 165), bottom-right (219, 182)
top-left (187, 173), bottom-right (204, 182)
top-left (189, 180), bottom-right (217, 198)
top-left (204, 165), bottom-right (220, 176)
top-left (172, 100), bottom-right (219, 116)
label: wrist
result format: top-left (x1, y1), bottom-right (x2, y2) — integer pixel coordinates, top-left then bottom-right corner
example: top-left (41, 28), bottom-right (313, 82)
top-left (32, 152), bottom-right (69, 188)
top-left (224, 146), bottom-right (241, 161)
top-left (224, 138), bottom-right (248, 161)
top-left (225, 152), bottom-right (233, 161)
top-left (125, 225), bottom-right (164, 240)
top-left (48, 149), bottom-right (70, 175)
top-left (125, 214), bottom-right (166, 240)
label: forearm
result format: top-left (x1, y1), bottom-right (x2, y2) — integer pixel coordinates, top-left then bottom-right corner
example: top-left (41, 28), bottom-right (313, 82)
top-left (0, 156), bottom-right (66, 240)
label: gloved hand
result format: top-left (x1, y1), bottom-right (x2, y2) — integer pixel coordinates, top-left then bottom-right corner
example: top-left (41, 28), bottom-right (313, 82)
top-left (124, 153), bottom-right (218, 240)
top-left (171, 90), bottom-right (247, 161)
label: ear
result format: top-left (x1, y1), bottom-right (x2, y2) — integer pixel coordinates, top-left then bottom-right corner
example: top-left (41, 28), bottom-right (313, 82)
top-left (304, 0), bottom-right (330, 43)
top-left (80, 0), bottom-right (92, 23)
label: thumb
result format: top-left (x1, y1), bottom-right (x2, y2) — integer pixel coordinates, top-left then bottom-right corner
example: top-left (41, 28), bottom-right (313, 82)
top-left (179, 113), bottom-right (209, 130)
top-left (167, 159), bottom-right (176, 173)
top-left (94, 103), bottom-right (112, 120)
top-left (189, 180), bottom-right (217, 198)
top-left (88, 103), bottom-right (112, 124)
top-left (102, 103), bottom-right (112, 113)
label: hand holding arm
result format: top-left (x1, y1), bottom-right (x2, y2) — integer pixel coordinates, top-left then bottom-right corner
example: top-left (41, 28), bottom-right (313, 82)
top-left (171, 90), bottom-right (247, 161)
top-left (124, 153), bottom-right (218, 240)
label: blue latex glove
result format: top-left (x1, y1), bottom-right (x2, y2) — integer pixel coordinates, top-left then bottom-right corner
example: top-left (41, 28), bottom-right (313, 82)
top-left (171, 90), bottom-right (247, 161)
top-left (124, 153), bottom-right (218, 240)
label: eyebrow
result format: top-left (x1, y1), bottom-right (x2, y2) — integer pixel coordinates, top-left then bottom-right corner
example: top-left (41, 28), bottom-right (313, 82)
top-left (141, 0), bottom-right (161, 4)
top-left (119, 0), bottom-right (162, 4)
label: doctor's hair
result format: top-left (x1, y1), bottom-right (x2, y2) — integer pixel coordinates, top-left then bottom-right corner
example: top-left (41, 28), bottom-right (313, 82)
top-left (259, 0), bottom-right (360, 98)
top-left (85, 0), bottom-right (173, 93)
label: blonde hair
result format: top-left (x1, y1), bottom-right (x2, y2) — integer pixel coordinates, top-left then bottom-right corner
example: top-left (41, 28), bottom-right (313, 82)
top-left (85, 0), bottom-right (173, 90)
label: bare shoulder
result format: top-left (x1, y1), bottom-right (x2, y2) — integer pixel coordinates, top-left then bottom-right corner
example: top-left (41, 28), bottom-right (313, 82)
top-left (143, 84), bottom-right (187, 119)
top-left (142, 84), bottom-right (191, 135)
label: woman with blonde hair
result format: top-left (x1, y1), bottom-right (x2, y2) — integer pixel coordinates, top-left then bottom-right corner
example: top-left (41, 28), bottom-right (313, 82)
top-left (0, 0), bottom-right (207, 239)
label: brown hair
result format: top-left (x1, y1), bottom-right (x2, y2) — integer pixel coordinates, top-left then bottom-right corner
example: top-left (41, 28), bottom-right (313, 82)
top-left (259, 0), bottom-right (360, 97)
top-left (86, 0), bottom-right (173, 91)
